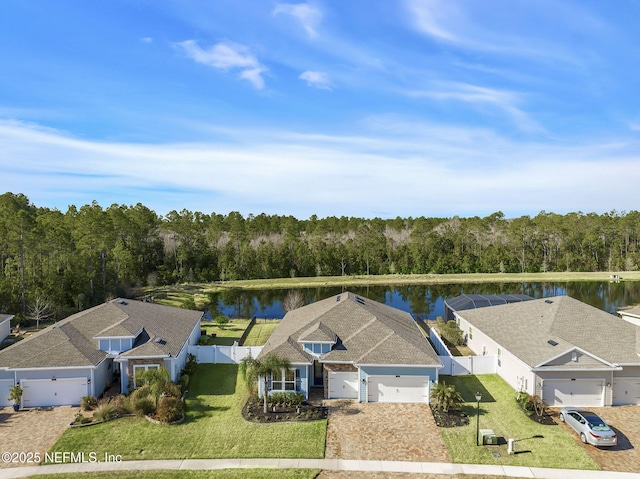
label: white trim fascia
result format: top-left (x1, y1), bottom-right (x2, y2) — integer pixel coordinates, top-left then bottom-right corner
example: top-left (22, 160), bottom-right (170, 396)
top-left (7, 365), bottom-right (95, 371)
top-left (533, 366), bottom-right (621, 372)
top-left (0, 315), bottom-right (13, 325)
top-left (534, 346), bottom-right (617, 369)
top-left (319, 360), bottom-right (355, 364)
top-left (290, 362), bottom-right (312, 366)
top-left (356, 363), bottom-right (442, 368)
top-left (115, 354), bottom-right (170, 360)
top-left (94, 327), bottom-right (144, 341)
top-left (298, 340), bottom-right (336, 345)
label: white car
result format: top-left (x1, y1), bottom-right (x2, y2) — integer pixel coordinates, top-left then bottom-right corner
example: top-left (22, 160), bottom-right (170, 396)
top-left (559, 408), bottom-right (617, 447)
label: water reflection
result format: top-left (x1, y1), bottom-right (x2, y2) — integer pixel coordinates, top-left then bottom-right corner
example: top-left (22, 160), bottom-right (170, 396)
top-left (203, 281), bottom-right (640, 320)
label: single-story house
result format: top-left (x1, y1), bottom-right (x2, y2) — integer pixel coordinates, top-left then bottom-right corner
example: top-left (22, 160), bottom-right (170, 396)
top-left (257, 291), bottom-right (443, 403)
top-left (0, 314), bottom-right (12, 343)
top-left (0, 299), bottom-right (202, 408)
top-left (454, 295), bottom-right (640, 407)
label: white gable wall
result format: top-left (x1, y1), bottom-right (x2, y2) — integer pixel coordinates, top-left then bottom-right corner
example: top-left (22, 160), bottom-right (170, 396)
top-left (0, 316), bottom-right (11, 342)
top-left (455, 312), bottom-right (535, 395)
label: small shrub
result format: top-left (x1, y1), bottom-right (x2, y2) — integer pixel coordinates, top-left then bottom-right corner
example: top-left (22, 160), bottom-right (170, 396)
top-left (163, 382), bottom-right (182, 399)
top-left (110, 394), bottom-right (132, 415)
top-left (178, 374), bottom-right (189, 390)
top-left (156, 396), bottom-right (184, 423)
top-left (197, 335), bottom-right (209, 345)
top-left (73, 414), bottom-right (91, 425)
top-left (81, 395), bottom-right (98, 411)
top-left (93, 400), bottom-right (118, 422)
top-left (181, 354), bottom-right (197, 376)
top-left (436, 317), bottom-right (465, 346)
top-left (268, 391), bottom-right (304, 407)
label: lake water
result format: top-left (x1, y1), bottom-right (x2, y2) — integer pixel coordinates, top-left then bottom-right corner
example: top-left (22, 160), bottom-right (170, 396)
top-left (204, 280), bottom-right (640, 320)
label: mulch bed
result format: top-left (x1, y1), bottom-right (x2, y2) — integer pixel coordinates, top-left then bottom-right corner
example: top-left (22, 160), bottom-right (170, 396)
top-left (525, 409), bottom-right (556, 425)
top-left (242, 399), bottom-right (328, 423)
top-left (430, 405), bottom-right (469, 428)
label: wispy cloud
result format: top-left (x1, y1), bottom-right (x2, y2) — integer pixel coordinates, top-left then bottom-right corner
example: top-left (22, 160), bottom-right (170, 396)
top-left (299, 71), bottom-right (332, 90)
top-left (141, 37), bottom-right (153, 44)
top-left (273, 2), bottom-right (322, 38)
top-left (2, 119), bottom-right (638, 218)
top-left (407, 82), bottom-right (542, 133)
top-left (176, 40), bottom-right (267, 89)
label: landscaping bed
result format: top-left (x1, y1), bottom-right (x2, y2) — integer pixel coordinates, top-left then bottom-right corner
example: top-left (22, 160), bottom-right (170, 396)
top-left (242, 399), bottom-right (327, 423)
top-left (430, 405), bottom-right (469, 428)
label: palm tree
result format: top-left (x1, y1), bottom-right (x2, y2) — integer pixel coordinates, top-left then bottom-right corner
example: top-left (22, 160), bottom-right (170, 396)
top-left (430, 380), bottom-right (464, 413)
top-left (240, 354), bottom-right (292, 414)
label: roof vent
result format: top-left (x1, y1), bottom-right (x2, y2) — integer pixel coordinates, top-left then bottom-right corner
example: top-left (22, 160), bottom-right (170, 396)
top-left (155, 338), bottom-right (167, 345)
top-left (119, 300), bottom-right (128, 305)
top-left (547, 339), bottom-right (558, 346)
top-left (336, 295), bottom-right (341, 302)
top-left (545, 299), bottom-right (553, 304)
top-left (355, 296), bottom-right (365, 304)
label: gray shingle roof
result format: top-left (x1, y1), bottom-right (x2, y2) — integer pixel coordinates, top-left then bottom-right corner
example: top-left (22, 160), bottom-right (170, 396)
top-left (258, 292), bottom-right (442, 367)
top-left (0, 299), bottom-right (202, 369)
top-left (457, 296), bottom-right (640, 368)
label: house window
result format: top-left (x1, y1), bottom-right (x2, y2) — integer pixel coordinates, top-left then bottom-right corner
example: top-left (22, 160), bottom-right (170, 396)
top-left (497, 348), bottom-right (502, 367)
top-left (271, 368), bottom-right (299, 391)
top-left (303, 343), bottom-right (332, 356)
top-left (468, 327), bottom-right (473, 340)
top-left (133, 364), bottom-right (160, 389)
top-left (571, 351), bottom-right (578, 362)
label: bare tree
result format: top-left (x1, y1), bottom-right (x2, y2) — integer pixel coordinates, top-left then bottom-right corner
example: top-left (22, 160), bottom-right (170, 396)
top-left (282, 290), bottom-right (305, 313)
top-left (27, 296), bottom-right (53, 329)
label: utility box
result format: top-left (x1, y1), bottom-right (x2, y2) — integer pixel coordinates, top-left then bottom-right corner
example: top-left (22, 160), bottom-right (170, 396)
top-left (478, 429), bottom-right (498, 445)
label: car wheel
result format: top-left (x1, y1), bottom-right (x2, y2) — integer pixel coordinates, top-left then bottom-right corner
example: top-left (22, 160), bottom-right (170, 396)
top-left (559, 413), bottom-right (565, 422)
top-left (580, 432), bottom-right (587, 444)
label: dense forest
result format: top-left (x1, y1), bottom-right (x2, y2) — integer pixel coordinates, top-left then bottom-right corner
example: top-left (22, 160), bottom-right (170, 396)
top-left (1, 192), bottom-right (640, 318)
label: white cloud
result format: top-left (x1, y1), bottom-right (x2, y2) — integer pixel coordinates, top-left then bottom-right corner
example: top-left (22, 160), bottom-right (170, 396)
top-left (407, 82), bottom-right (542, 133)
top-left (1, 119), bottom-right (639, 218)
top-left (141, 37), bottom-right (153, 44)
top-left (176, 40), bottom-right (267, 89)
top-left (299, 71), bottom-right (332, 90)
top-left (273, 3), bottom-right (322, 38)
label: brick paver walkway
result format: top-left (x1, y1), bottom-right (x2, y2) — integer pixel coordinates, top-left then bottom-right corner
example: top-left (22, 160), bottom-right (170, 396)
top-left (0, 406), bottom-right (78, 468)
top-left (551, 406), bottom-right (640, 473)
top-left (324, 400), bottom-right (449, 463)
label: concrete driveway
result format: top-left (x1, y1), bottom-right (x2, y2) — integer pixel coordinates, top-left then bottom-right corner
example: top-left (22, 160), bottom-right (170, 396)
top-left (324, 400), bottom-right (449, 463)
top-left (551, 405), bottom-right (640, 472)
top-left (0, 406), bottom-right (77, 468)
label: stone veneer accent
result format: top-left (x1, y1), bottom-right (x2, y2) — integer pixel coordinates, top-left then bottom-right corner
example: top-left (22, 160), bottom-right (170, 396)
top-left (127, 357), bottom-right (164, 389)
top-left (323, 363), bottom-right (358, 398)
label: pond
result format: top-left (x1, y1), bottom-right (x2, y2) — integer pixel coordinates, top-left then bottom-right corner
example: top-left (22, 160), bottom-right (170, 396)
top-left (204, 280), bottom-right (640, 320)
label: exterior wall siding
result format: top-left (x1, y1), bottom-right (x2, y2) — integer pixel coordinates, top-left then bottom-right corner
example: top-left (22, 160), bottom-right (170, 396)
top-left (93, 359), bottom-right (113, 397)
top-left (16, 368), bottom-right (93, 382)
top-left (0, 317), bottom-right (11, 342)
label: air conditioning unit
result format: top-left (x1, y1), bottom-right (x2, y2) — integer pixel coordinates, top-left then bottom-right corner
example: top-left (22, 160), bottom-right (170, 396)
top-left (478, 429), bottom-right (498, 445)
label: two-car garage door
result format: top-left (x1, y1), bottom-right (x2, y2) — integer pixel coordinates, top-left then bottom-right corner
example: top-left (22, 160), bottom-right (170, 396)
top-left (367, 376), bottom-right (430, 403)
top-left (542, 379), bottom-right (604, 407)
top-left (21, 378), bottom-right (88, 407)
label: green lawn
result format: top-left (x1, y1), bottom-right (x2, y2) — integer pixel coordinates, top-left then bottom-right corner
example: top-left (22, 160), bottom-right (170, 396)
top-left (49, 364), bottom-right (326, 461)
top-left (242, 320), bottom-right (279, 346)
top-left (200, 320), bottom-right (251, 345)
top-left (439, 375), bottom-right (598, 470)
top-left (32, 470), bottom-right (321, 479)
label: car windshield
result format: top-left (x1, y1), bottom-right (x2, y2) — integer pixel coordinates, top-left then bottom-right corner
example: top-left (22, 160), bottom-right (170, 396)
top-left (584, 414), bottom-right (610, 431)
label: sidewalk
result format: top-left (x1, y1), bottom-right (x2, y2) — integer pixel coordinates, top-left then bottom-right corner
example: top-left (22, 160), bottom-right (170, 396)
top-left (1, 458), bottom-right (640, 479)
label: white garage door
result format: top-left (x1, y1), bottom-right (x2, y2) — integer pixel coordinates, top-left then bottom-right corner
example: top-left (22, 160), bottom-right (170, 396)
top-left (22, 378), bottom-right (88, 407)
top-left (0, 379), bottom-right (14, 407)
top-left (613, 378), bottom-right (640, 405)
top-left (542, 379), bottom-right (604, 407)
top-left (367, 376), bottom-right (429, 403)
top-left (328, 371), bottom-right (359, 399)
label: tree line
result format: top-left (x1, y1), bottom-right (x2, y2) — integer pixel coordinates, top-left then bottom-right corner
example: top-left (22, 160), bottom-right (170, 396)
top-left (1, 192), bottom-right (639, 318)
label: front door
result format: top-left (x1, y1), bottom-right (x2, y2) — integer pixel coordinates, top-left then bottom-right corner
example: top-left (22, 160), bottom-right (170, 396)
top-left (314, 361), bottom-right (324, 386)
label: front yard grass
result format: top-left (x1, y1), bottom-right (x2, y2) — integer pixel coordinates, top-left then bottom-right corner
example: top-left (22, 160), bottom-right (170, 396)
top-left (439, 374), bottom-right (598, 470)
top-left (48, 364), bottom-right (326, 461)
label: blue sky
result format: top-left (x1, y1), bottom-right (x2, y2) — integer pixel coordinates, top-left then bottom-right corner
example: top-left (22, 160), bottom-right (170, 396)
top-left (1, 0), bottom-right (639, 219)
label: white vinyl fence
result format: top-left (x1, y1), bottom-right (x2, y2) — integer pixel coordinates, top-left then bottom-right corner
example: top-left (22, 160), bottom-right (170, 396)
top-left (188, 343), bottom-right (263, 364)
top-left (430, 325), bottom-right (497, 376)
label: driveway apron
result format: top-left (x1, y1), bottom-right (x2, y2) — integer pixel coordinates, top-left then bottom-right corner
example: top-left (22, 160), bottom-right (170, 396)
top-left (324, 400), bottom-right (449, 463)
top-left (0, 406), bottom-right (77, 469)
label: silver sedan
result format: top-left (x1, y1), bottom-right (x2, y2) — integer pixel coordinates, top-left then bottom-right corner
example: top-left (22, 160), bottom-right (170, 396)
top-left (559, 407), bottom-right (617, 447)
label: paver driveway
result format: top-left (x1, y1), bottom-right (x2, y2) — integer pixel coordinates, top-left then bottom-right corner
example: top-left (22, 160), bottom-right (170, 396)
top-left (324, 400), bottom-right (449, 463)
top-left (0, 406), bottom-right (77, 468)
top-left (551, 405), bottom-right (640, 472)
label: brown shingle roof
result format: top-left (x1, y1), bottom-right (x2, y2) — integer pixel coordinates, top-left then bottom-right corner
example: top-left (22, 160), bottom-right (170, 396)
top-left (457, 296), bottom-right (640, 368)
top-left (0, 299), bottom-right (202, 369)
top-left (258, 292), bottom-right (441, 367)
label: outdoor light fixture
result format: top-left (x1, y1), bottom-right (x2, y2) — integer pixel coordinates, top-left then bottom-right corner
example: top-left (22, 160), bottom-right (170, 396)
top-left (475, 391), bottom-right (482, 446)
top-left (361, 378), bottom-right (367, 384)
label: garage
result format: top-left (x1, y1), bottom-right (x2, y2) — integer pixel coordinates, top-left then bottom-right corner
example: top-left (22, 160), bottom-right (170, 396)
top-left (328, 371), bottom-right (359, 399)
top-left (613, 377), bottom-right (640, 405)
top-left (0, 378), bottom-right (14, 407)
top-left (21, 378), bottom-right (88, 407)
top-left (367, 375), bottom-right (430, 403)
top-left (542, 379), bottom-right (604, 407)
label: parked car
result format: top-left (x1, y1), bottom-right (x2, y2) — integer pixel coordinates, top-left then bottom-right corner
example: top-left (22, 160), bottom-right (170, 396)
top-left (559, 407), bottom-right (617, 447)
